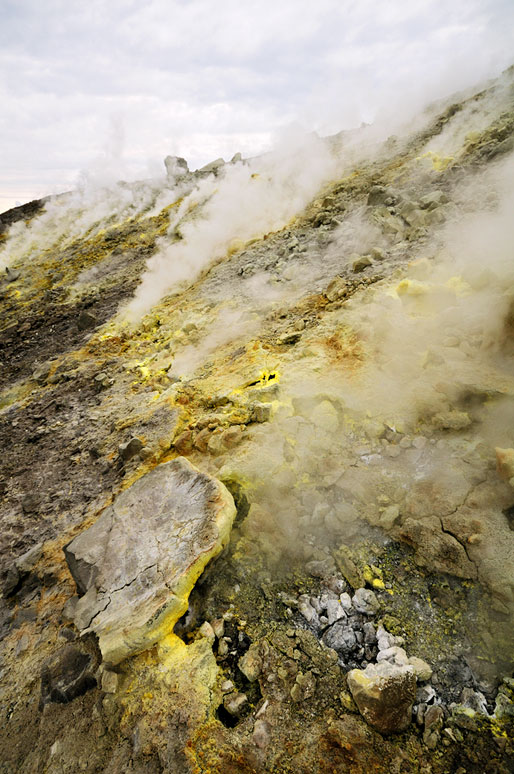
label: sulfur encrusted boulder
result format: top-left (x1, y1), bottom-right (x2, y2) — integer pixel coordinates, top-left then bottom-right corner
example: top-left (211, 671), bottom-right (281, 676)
top-left (64, 457), bottom-right (236, 665)
top-left (347, 661), bottom-right (417, 734)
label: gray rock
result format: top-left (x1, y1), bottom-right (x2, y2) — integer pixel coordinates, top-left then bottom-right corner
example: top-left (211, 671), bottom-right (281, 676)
top-left (40, 646), bottom-right (96, 706)
top-left (118, 437), bottom-right (144, 461)
top-left (16, 542), bottom-right (43, 574)
top-left (352, 588), bottom-right (380, 615)
top-left (239, 643), bottom-right (262, 681)
top-left (460, 687), bottom-right (488, 714)
top-left (423, 704), bottom-right (444, 748)
top-left (2, 565), bottom-right (20, 596)
top-left (298, 596), bottom-right (319, 625)
top-left (223, 692), bottom-right (248, 716)
top-left (5, 267), bottom-right (20, 282)
top-left (347, 661), bottom-right (417, 734)
top-left (363, 622), bottom-right (376, 644)
top-left (164, 155), bottom-right (189, 179)
top-left (64, 457), bottom-right (236, 665)
top-left (197, 158), bottom-right (225, 176)
top-left (419, 191), bottom-right (449, 209)
top-left (352, 256), bottom-right (372, 272)
top-left (322, 622), bottom-right (357, 656)
top-left (376, 645), bottom-right (409, 666)
top-left (325, 599), bottom-right (347, 625)
top-left (251, 403), bottom-right (272, 423)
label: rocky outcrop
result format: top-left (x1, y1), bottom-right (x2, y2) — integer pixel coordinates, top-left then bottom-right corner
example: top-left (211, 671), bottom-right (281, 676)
top-left (64, 457), bottom-right (236, 665)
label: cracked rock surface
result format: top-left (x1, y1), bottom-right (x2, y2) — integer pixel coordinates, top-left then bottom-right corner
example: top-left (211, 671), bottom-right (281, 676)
top-left (64, 457), bottom-right (236, 664)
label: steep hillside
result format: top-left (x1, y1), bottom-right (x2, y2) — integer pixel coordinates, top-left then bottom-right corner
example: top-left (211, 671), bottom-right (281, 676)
top-left (1, 67), bottom-right (514, 774)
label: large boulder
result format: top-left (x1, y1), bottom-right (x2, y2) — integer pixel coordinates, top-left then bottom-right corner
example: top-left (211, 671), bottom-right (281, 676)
top-left (64, 457), bottom-right (236, 665)
top-left (347, 661), bottom-right (417, 734)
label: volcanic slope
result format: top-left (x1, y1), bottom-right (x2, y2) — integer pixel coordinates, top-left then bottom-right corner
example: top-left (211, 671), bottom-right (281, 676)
top-left (0, 67), bottom-right (514, 773)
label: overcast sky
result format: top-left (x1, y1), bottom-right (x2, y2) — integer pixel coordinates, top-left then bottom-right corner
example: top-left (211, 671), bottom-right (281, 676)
top-left (1, 0), bottom-right (513, 212)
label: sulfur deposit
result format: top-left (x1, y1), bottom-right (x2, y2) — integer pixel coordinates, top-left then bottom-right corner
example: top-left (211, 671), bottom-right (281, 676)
top-left (1, 66), bottom-right (514, 773)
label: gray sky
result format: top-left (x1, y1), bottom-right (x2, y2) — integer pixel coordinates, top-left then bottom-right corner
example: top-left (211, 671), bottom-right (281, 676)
top-left (1, 0), bottom-right (513, 212)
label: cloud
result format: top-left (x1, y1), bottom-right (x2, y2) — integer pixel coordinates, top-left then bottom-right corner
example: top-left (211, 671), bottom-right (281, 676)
top-left (0, 0), bottom-right (513, 211)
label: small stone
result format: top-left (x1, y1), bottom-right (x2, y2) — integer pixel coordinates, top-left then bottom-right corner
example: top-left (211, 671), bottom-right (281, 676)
top-left (298, 597), bottom-right (319, 625)
top-left (173, 430), bottom-right (193, 454)
top-left (223, 692), bottom-right (248, 716)
top-left (218, 640), bottom-right (229, 656)
top-left (164, 155), bottom-right (189, 178)
top-left (77, 310), bottom-right (97, 331)
top-left (322, 622), bottom-right (357, 656)
top-left (220, 680), bottom-right (234, 693)
top-left (495, 447), bottom-right (514, 481)
top-left (252, 719), bottom-right (270, 749)
top-left (339, 592), bottom-right (352, 611)
top-left (239, 644), bottom-right (262, 682)
top-left (340, 690), bottom-right (359, 712)
top-left (5, 267), bottom-right (20, 282)
top-left (325, 276), bottom-right (347, 302)
top-left (379, 505), bottom-right (400, 530)
top-left (199, 621), bottom-right (215, 642)
top-left (2, 565), bottom-right (20, 596)
top-left (352, 588), bottom-right (380, 615)
top-left (417, 685), bottom-right (436, 704)
top-left (460, 687), bottom-right (488, 714)
top-left (352, 256), bottom-right (372, 272)
top-left (290, 670), bottom-right (316, 702)
top-left (377, 646), bottom-right (409, 666)
top-left (423, 704), bottom-right (444, 748)
top-left (334, 546), bottom-right (365, 590)
top-left (419, 191), bottom-right (449, 209)
top-left (252, 403), bottom-right (272, 423)
top-left (118, 437), bottom-right (144, 461)
top-left (211, 618), bottom-right (224, 638)
top-left (101, 670), bottom-right (119, 694)
top-left (32, 362), bottom-right (52, 384)
top-left (408, 656), bottom-right (433, 681)
top-left (363, 622), bottom-right (376, 644)
top-left (325, 599), bottom-right (346, 625)
top-left (370, 247), bottom-right (385, 261)
top-left (432, 411), bottom-right (471, 431)
top-left (40, 646), bottom-right (97, 706)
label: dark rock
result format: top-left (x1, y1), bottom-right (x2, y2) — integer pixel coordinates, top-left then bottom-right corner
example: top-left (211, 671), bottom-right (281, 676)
top-left (77, 310), bottom-right (97, 331)
top-left (2, 566), bottom-right (20, 596)
top-left (40, 645), bottom-right (96, 706)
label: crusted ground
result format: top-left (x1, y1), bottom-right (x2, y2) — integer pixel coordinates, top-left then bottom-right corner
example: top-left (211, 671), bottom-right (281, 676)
top-left (0, 67), bottom-right (514, 773)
